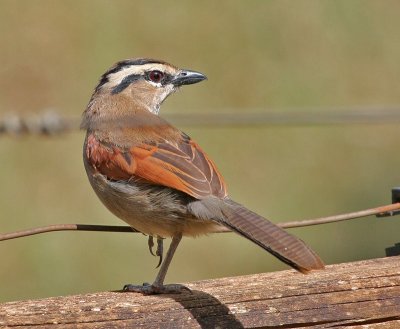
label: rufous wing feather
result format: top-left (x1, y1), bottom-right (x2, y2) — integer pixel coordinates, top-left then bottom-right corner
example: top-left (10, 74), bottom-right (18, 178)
top-left (86, 133), bottom-right (227, 199)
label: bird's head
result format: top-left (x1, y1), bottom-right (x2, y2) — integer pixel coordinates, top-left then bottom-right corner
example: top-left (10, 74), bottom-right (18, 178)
top-left (91, 58), bottom-right (206, 115)
top-left (82, 58), bottom-right (206, 132)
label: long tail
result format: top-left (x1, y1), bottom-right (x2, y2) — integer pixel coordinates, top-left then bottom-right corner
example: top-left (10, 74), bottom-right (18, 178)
top-left (220, 199), bottom-right (324, 273)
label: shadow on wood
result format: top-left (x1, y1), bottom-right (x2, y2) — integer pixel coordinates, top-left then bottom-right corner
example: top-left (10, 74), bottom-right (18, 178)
top-left (1, 256), bottom-right (400, 328)
top-left (156, 290), bottom-right (244, 329)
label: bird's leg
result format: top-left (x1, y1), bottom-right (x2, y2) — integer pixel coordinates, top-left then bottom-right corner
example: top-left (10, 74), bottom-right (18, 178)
top-left (124, 234), bottom-right (189, 294)
top-left (152, 235), bottom-right (180, 288)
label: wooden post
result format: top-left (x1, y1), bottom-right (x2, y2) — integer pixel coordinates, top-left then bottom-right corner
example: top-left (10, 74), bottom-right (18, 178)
top-left (1, 256), bottom-right (400, 328)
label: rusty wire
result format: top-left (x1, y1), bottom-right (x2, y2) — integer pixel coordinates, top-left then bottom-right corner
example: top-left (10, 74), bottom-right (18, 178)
top-left (1, 203), bottom-right (399, 242)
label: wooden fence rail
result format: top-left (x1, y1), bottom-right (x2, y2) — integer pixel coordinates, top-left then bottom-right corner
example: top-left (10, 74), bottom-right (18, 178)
top-left (1, 256), bottom-right (400, 328)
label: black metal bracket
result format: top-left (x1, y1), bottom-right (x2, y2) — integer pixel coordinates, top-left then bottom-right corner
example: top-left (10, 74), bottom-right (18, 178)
top-left (376, 187), bottom-right (400, 218)
top-left (386, 242), bottom-right (400, 257)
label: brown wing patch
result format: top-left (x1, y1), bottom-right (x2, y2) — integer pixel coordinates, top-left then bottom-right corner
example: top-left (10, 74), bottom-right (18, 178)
top-left (85, 133), bottom-right (228, 199)
top-left (132, 137), bottom-right (227, 199)
top-left (188, 139), bottom-right (226, 197)
top-left (86, 134), bottom-right (137, 180)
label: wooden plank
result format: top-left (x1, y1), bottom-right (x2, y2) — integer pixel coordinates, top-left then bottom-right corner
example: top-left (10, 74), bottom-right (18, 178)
top-left (1, 256), bottom-right (400, 328)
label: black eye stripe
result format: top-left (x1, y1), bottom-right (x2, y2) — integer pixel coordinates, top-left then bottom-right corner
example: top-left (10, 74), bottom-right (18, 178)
top-left (162, 73), bottom-right (173, 84)
top-left (111, 74), bottom-right (141, 94)
top-left (95, 58), bottom-right (177, 92)
top-left (110, 71), bottom-right (174, 95)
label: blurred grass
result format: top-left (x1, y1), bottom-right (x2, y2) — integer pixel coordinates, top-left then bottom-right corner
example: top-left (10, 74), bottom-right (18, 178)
top-left (1, 0), bottom-right (400, 302)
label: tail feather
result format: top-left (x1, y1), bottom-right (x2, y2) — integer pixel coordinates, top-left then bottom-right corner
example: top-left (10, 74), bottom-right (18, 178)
top-left (221, 200), bottom-right (324, 273)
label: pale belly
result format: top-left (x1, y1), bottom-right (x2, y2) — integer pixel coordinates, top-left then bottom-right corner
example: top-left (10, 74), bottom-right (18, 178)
top-left (85, 167), bottom-right (224, 238)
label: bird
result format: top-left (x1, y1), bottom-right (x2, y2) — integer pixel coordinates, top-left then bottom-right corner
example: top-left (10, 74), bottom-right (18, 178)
top-left (81, 58), bottom-right (324, 294)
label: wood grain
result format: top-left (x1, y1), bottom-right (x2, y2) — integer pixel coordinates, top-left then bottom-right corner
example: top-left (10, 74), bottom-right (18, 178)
top-left (1, 256), bottom-right (400, 328)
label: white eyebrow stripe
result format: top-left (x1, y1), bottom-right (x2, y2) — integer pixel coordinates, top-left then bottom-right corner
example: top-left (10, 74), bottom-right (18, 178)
top-left (106, 64), bottom-right (177, 87)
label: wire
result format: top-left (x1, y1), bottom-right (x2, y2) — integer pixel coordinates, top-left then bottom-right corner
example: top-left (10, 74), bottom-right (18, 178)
top-left (1, 203), bottom-right (399, 242)
top-left (1, 106), bottom-right (400, 136)
top-left (167, 106), bottom-right (400, 126)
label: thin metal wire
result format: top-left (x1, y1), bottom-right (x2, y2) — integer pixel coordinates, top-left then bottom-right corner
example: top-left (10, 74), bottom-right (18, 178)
top-left (1, 203), bottom-right (399, 242)
top-left (1, 109), bottom-right (399, 240)
top-left (0, 111), bottom-right (80, 136)
top-left (167, 106), bottom-right (400, 126)
top-left (1, 106), bottom-right (400, 136)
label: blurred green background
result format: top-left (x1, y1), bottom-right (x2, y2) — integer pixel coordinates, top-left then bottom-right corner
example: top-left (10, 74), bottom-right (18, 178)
top-left (1, 0), bottom-right (400, 302)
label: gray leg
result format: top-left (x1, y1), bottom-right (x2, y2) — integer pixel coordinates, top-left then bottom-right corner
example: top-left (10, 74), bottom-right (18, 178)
top-left (152, 234), bottom-right (181, 287)
top-left (124, 234), bottom-right (189, 294)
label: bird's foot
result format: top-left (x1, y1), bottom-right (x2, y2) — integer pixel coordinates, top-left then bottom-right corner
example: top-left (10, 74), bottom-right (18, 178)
top-left (123, 282), bottom-right (190, 295)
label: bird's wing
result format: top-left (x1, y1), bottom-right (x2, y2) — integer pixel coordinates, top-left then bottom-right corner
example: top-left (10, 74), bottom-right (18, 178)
top-left (86, 133), bottom-right (227, 199)
top-left (86, 133), bottom-right (324, 273)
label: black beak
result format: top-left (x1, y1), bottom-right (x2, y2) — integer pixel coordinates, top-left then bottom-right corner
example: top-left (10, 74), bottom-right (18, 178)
top-left (171, 70), bottom-right (207, 87)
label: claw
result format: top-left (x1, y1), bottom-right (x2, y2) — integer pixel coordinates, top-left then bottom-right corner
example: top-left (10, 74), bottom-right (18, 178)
top-left (148, 236), bottom-right (155, 256)
top-left (156, 237), bottom-right (164, 268)
top-left (123, 283), bottom-right (190, 295)
top-left (124, 235), bottom-right (183, 295)
top-left (147, 236), bottom-right (164, 268)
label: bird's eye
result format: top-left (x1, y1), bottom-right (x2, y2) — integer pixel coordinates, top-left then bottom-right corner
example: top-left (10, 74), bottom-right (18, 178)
top-left (148, 70), bottom-right (164, 83)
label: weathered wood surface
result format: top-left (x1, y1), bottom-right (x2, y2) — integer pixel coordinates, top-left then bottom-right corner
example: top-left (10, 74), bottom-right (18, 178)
top-left (1, 256), bottom-right (400, 328)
